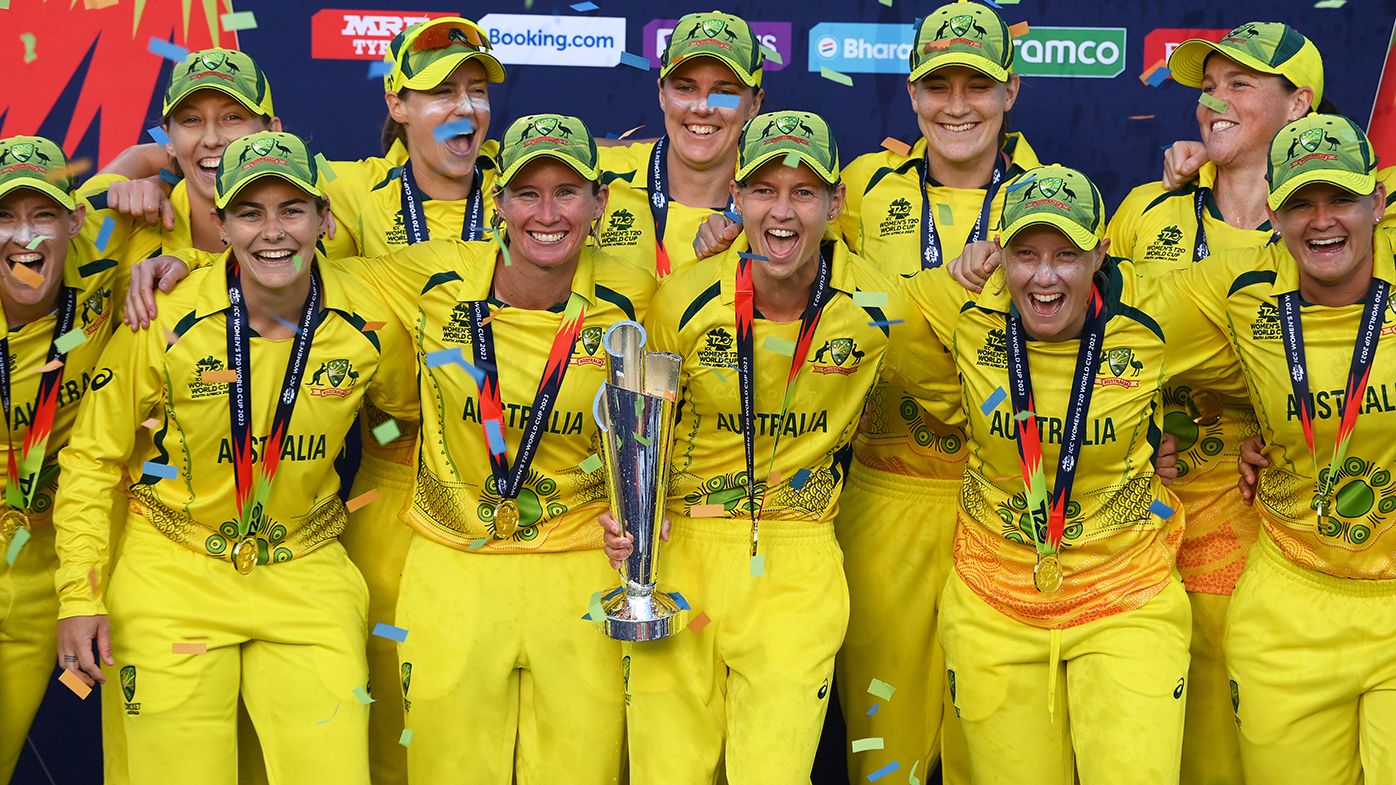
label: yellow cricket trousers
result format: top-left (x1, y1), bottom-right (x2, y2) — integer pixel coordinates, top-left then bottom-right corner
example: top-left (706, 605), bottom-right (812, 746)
top-left (1226, 531), bottom-right (1396, 785)
top-left (625, 515), bottom-right (849, 785)
top-left (107, 520), bottom-right (371, 785)
top-left (0, 523), bottom-right (58, 783)
top-left (834, 466), bottom-right (968, 785)
top-left (395, 535), bottom-right (626, 785)
top-left (940, 571), bottom-right (1191, 785)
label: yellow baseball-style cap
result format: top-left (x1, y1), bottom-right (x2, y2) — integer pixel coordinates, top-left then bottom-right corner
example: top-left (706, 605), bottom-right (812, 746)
top-left (1266, 114), bottom-right (1378, 210)
top-left (999, 165), bottom-right (1106, 251)
top-left (735, 111), bottom-right (840, 185)
top-left (384, 17), bottom-right (505, 94)
top-left (163, 48), bottom-right (275, 118)
top-left (660, 11), bottom-right (765, 88)
top-left (909, 1), bottom-right (1014, 83)
top-left (0, 136), bottom-right (77, 211)
top-left (495, 115), bottom-right (600, 187)
top-left (1168, 22), bottom-right (1325, 106)
top-left (215, 132), bottom-right (324, 210)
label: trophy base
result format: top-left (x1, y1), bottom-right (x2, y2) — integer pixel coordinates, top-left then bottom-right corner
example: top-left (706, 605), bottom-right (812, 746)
top-left (599, 587), bottom-right (689, 642)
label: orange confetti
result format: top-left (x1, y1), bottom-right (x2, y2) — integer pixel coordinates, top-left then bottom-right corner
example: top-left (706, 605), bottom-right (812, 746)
top-left (172, 642), bottom-right (208, 655)
top-left (690, 504), bottom-right (726, 518)
top-left (1138, 59), bottom-right (1166, 85)
top-left (618, 124), bottom-right (645, 140)
top-left (1008, 21), bottom-right (1030, 38)
top-left (84, 0), bottom-right (120, 8)
top-left (361, 321), bottom-right (386, 332)
top-left (45, 158), bottom-right (92, 182)
top-left (880, 137), bottom-right (911, 157)
top-left (58, 669), bottom-right (92, 700)
top-left (346, 489), bottom-right (380, 513)
top-left (688, 611), bottom-right (711, 633)
top-left (1128, 115), bottom-right (1157, 121)
top-left (200, 369), bottom-right (237, 384)
top-left (164, 329), bottom-right (180, 346)
top-left (769, 470), bottom-right (783, 485)
top-left (11, 263), bottom-right (44, 288)
top-left (39, 358), bottom-right (63, 372)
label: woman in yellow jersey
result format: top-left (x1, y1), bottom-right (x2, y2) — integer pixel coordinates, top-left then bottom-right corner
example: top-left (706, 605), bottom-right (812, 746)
top-left (602, 110), bottom-right (935, 785)
top-left (896, 164), bottom-right (1247, 785)
top-left (52, 132), bottom-right (415, 785)
top-left (0, 136), bottom-right (127, 783)
top-left (1165, 115), bottom-right (1396, 785)
top-left (596, 10), bottom-right (764, 279)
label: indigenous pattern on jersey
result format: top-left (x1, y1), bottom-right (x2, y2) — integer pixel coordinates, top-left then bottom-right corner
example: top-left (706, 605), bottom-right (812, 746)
top-left (597, 141), bottom-right (726, 279)
top-left (839, 133), bottom-right (1041, 484)
top-left (901, 258), bottom-right (1244, 628)
top-left (52, 257), bottom-right (415, 616)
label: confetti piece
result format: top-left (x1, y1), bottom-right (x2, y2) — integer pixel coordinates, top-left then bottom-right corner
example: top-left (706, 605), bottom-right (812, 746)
top-left (790, 468), bottom-right (812, 490)
top-left (142, 418), bottom-right (161, 430)
top-left (85, 0), bottom-right (121, 7)
top-left (868, 319), bottom-right (904, 328)
top-left (671, 592), bottom-right (691, 610)
top-left (909, 762), bottom-right (922, 785)
top-left (853, 291), bottom-right (889, 308)
top-left (87, 568), bottom-right (100, 596)
top-left (372, 622), bottom-right (408, 643)
top-left (868, 761), bottom-right (901, 781)
top-left (1005, 174), bottom-right (1036, 192)
top-left (1129, 115), bottom-right (1157, 121)
top-left (760, 45), bottom-right (782, 65)
top-left (293, 255), bottom-right (303, 273)
top-left (1014, 410), bottom-right (1035, 422)
top-left (770, 470), bottom-right (783, 485)
top-left (1007, 21), bottom-right (1030, 38)
top-left (59, 669), bottom-right (92, 700)
top-left (361, 321), bottom-right (385, 332)
top-left (634, 432), bottom-right (652, 446)
top-left (980, 386), bottom-right (1007, 416)
top-left (782, 151), bottom-right (802, 168)
top-left (399, 729), bottom-right (414, 747)
top-left (619, 52), bottom-right (650, 71)
top-left (1198, 93), bottom-right (1228, 114)
top-left (705, 94), bottom-right (741, 110)
top-left (158, 167), bottom-right (181, 185)
top-left (820, 67), bottom-right (853, 86)
top-left (588, 591), bottom-right (605, 621)
top-left (20, 32), bottom-right (36, 63)
top-left (96, 216), bottom-right (115, 252)
top-left (690, 503), bottom-right (725, 517)
top-left (426, 347), bottom-right (465, 368)
top-left (146, 37), bottom-right (189, 62)
top-left (164, 329), bottom-right (180, 346)
top-left (1314, 0), bottom-right (1346, 6)
top-left (723, 208), bottom-right (743, 225)
top-left (147, 126), bottom-right (171, 146)
top-left (5, 526), bottom-right (29, 565)
top-left (688, 610), bottom-right (711, 633)
top-left (737, 251), bottom-right (768, 262)
top-left (54, 328), bottom-right (87, 354)
top-left (368, 60), bottom-right (393, 79)
top-left (866, 703), bottom-right (880, 717)
top-left (852, 737), bottom-right (885, 753)
top-left (763, 336), bottom-right (795, 356)
top-left (143, 461), bottom-right (178, 480)
top-left (880, 137), bottom-right (911, 157)
top-left (433, 119), bottom-right (476, 143)
top-left (352, 686), bottom-right (374, 704)
top-left (316, 703), bottom-right (341, 726)
top-left (25, 235), bottom-right (48, 250)
top-left (1149, 499), bottom-right (1175, 519)
top-left (867, 678), bottom-right (896, 701)
top-left (314, 153), bottom-right (337, 182)
top-left (937, 203), bottom-right (954, 226)
top-left (11, 263), bottom-right (44, 288)
top-left (485, 419), bottom-right (506, 455)
top-left (617, 124), bottom-right (645, 140)
top-left (570, 0), bottom-right (598, 9)
top-left (1145, 67), bottom-right (1171, 88)
top-left (39, 359), bottom-right (63, 372)
top-left (750, 554), bottom-right (765, 577)
top-left (200, 369), bottom-right (236, 384)
top-left (579, 453), bottom-right (603, 474)
top-left (468, 537), bottom-right (489, 551)
top-left (346, 489), bottom-right (379, 512)
top-left (372, 419), bottom-right (401, 445)
top-left (220, 10), bottom-right (256, 30)
top-left (172, 642), bottom-right (207, 655)
top-left (46, 159), bottom-right (92, 182)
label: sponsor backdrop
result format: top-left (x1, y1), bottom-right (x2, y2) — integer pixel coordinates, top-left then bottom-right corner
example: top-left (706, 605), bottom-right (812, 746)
top-left (1, 1), bottom-right (1394, 783)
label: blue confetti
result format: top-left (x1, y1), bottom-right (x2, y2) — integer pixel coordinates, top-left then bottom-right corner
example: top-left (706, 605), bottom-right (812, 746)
top-left (95, 216), bottom-right (114, 252)
top-left (738, 251), bottom-right (768, 262)
top-left (705, 94), bottom-right (741, 110)
top-left (723, 208), bottom-right (743, 225)
top-left (867, 761), bottom-right (901, 782)
top-left (1005, 174), bottom-right (1036, 193)
top-left (980, 386), bottom-right (1007, 416)
top-left (485, 419), bottom-right (506, 455)
top-left (868, 319), bottom-right (905, 328)
top-left (272, 316), bottom-right (300, 335)
top-left (426, 347), bottom-right (464, 368)
top-left (143, 461), bottom-right (178, 480)
top-left (1146, 67), bottom-right (1171, 87)
top-left (158, 168), bottom-right (181, 185)
top-left (866, 703), bottom-right (880, 717)
top-left (618, 51), bottom-right (651, 71)
top-left (367, 60), bottom-right (393, 79)
top-left (790, 468), bottom-right (811, 490)
top-left (570, 0), bottom-right (598, 10)
top-left (433, 119), bottom-right (476, 143)
top-left (1149, 499), bottom-right (1175, 519)
top-left (146, 37), bottom-right (190, 62)
top-left (671, 592), bottom-right (691, 610)
top-left (147, 126), bottom-right (171, 146)
top-left (372, 623), bottom-right (408, 643)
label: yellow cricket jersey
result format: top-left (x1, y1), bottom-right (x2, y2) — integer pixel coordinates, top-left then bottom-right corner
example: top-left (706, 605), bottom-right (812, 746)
top-left (52, 256), bottom-right (417, 617)
top-left (900, 259), bottom-right (1245, 628)
top-left (838, 133), bottom-right (1042, 485)
top-left (76, 173), bottom-right (200, 304)
top-left (597, 141), bottom-right (725, 279)
top-left (332, 239), bottom-right (657, 553)
top-left (647, 237), bottom-right (929, 525)
top-left (1168, 225), bottom-right (1396, 581)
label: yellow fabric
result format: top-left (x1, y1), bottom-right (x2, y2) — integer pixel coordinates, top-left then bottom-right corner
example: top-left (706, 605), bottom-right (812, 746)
top-left (0, 524), bottom-right (58, 782)
top-left (647, 238), bottom-right (934, 525)
top-left (341, 450), bottom-right (416, 785)
top-left (834, 470), bottom-right (968, 785)
top-left (78, 173), bottom-right (195, 289)
top-left (332, 239), bottom-right (655, 552)
top-left (624, 514), bottom-right (848, 784)
top-left (107, 520), bottom-right (371, 784)
top-left (900, 260), bottom-right (1243, 627)
top-left (839, 133), bottom-right (1042, 483)
top-left (596, 141), bottom-right (725, 279)
top-left (1170, 226), bottom-right (1396, 580)
top-left (1226, 532), bottom-right (1396, 784)
top-left (941, 570), bottom-right (1191, 785)
top-left (394, 535), bottom-right (624, 785)
top-left (52, 256), bottom-right (416, 616)
top-left (1181, 591), bottom-right (1243, 785)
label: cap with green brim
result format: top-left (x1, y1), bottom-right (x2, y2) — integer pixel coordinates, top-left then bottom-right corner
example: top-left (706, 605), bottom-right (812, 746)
top-left (660, 11), bottom-right (764, 88)
top-left (1266, 114), bottom-right (1377, 210)
top-left (0, 136), bottom-right (77, 210)
top-left (1168, 22), bottom-right (1324, 106)
top-left (163, 48), bottom-right (275, 118)
top-left (999, 165), bottom-right (1106, 251)
top-left (735, 111), bottom-right (840, 185)
top-left (496, 115), bottom-right (600, 187)
top-left (215, 132), bottom-right (323, 210)
top-left (385, 17), bottom-right (505, 93)
top-left (909, 1), bottom-right (1014, 83)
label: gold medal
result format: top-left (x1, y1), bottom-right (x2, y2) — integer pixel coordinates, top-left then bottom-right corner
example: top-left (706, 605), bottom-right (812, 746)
top-left (494, 499), bottom-right (520, 538)
top-left (0, 509), bottom-right (29, 542)
top-left (1033, 553), bottom-right (1064, 594)
top-left (232, 536), bottom-right (258, 575)
top-left (1190, 390), bottom-right (1223, 427)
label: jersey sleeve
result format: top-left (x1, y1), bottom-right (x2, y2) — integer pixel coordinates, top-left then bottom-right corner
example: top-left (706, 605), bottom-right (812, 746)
top-left (892, 265), bottom-right (971, 427)
top-left (641, 276), bottom-right (690, 390)
top-left (1149, 261), bottom-right (1246, 398)
top-left (837, 155), bottom-right (877, 254)
top-left (363, 304), bottom-right (419, 423)
top-left (1105, 183), bottom-right (1153, 261)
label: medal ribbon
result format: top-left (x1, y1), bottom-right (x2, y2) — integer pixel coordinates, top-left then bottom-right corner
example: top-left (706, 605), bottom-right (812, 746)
top-left (400, 159), bottom-right (486, 244)
top-left (735, 248), bottom-right (834, 555)
top-left (0, 287), bottom-right (77, 511)
top-left (1192, 188), bottom-right (1212, 262)
top-left (647, 137), bottom-right (675, 278)
top-left (226, 262), bottom-right (322, 539)
top-left (468, 275), bottom-right (587, 501)
top-left (1277, 278), bottom-right (1388, 520)
top-left (919, 151), bottom-right (1006, 269)
top-left (1005, 287), bottom-right (1107, 556)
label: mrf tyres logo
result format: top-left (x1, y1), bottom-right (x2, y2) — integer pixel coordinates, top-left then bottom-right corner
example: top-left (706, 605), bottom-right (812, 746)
top-left (1013, 27), bottom-right (1126, 78)
top-left (310, 9), bottom-right (456, 59)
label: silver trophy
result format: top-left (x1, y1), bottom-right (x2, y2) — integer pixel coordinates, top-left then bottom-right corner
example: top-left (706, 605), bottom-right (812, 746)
top-left (596, 321), bottom-right (687, 641)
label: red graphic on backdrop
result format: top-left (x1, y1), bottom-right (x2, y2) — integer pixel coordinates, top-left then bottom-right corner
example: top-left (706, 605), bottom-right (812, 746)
top-left (1368, 21), bottom-right (1396, 165)
top-left (0, 2), bottom-right (238, 168)
top-left (1142, 28), bottom-right (1229, 75)
top-left (311, 9), bottom-right (456, 60)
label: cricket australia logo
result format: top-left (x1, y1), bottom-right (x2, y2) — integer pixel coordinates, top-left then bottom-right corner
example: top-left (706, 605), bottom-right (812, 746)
top-left (758, 115), bottom-right (815, 145)
top-left (121, 665), bottom-right (140, 715)
top-left (1023, 176), bottom-right (1077, 211)
top-left (80, 287), bottom-right (112, 333)
top-left (1283, 126), bottom-right (1341, 168)
top-left (878, 197), bottom-right (916, 238)
top-left (306, 358), bottom-right (359, 397)
top-left (811, 337), bottom-right (865, 375)
top-left (521, 116), bottom-right (574, 146)
top-left (689, 18), bottom-right (738, 49)
top-left (1096, 347), bottom-right (1143, 388)
top-left (934, 12), bottom-right (988, 47)
top-left (570, 326), bottom-right (605, 368)
top-left (0, 141), bottom-right (51, 175)
top-left (238, 137), bottom-right (292, 169)
top-left (698, 327), bottom-right (738, 368)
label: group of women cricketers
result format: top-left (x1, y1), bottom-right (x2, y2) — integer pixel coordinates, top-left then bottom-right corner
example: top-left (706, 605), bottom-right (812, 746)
top-left (0, 2), bottom-right (1392, 784)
